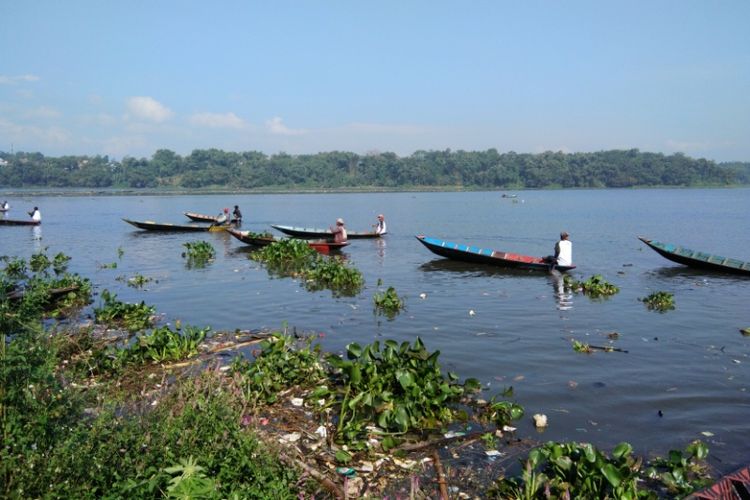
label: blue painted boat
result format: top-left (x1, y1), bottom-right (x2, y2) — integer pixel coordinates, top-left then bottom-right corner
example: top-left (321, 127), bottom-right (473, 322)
top-left (416, 235), bottom-right (575, 272)
top-left (639, 237), bottom-right (750, 276)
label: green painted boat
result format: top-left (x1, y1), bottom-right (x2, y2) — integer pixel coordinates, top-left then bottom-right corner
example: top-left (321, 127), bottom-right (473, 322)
top-left (639, 237), bottom-right (750, 276)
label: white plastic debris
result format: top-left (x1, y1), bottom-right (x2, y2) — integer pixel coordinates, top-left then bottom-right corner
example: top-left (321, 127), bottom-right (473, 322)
top-left (701, 431), bottom-right (714, 437)
top-left (315, 425), bottom-right (327, 438)
top-left (502, 425), bottom-right (517, 432)
top-left (279, 432), bottom-right (301, 443)
top-left (533, 414), bottom-right (548, 428)
top-left (469, 309), bottom-right (475, 316)
top-left (419, 293), bottom-right (427, 299)
top-left (485, 450), bottom-right (503, 457)
top-left (291, 397), bottom-right (304, 407)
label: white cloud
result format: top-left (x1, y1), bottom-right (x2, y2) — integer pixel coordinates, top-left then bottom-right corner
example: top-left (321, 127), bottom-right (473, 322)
top-left (0, 74), bottom-right (40, 85)
top-left (126, 96), bottom-right (173, 123)
top-left (0, 118), bottom-right (69, 146)
top-left (23, 106), bottom-right (62, 119)
top-left (266, 116), bottom-right (307, 136)
top-left (189, 112), bottom-right (245, 129)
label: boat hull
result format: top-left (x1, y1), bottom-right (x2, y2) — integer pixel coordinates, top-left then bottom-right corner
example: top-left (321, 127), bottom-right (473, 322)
top-left (271, 224), bottom-right (381, 239)
top-left (226, 228), bottom-right (277, 246)
top-left (0, 218), bottom-right (40, 226)
top-left (638, 237), bottom-right (750, 276)
top-left (416, 235), bottom-right (575, 272)
top-left (123, 218), bottom-right (212, 232)
top-left (184, 212), bottom-right (219, 222)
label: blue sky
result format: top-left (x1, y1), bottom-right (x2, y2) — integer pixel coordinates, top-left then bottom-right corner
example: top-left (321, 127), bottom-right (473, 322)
top-left (1, 1), bottom-right (749, 161)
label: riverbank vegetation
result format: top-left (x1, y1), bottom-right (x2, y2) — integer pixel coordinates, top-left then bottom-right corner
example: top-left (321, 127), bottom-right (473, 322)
top-left (0, 148), bottom-right (746, 190)
top-left (1, 251), bottom-right (717, 497)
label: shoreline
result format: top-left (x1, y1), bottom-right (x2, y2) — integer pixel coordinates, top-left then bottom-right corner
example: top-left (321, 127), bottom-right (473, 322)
top-left (0, 183), bottom-right (746, 197)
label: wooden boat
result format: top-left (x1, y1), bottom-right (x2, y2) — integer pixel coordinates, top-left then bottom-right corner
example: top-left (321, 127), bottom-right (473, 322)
top-left (690, 463), bottom-right (750, 499)
top-left (227, 228), bottom-right (348, 252)
top-left (184, 211), bottom-right (220, 222)
top-left (271, 224), bottom-right (381, 239)
top-left (0, 218), bottom-right (40, 226)
top-left (416, 235), bottom-right (576, 272)
top-left (226, 228), bottom-right (277, 246)
top-left (123, 218), bottom-right (227, 232)
top-left (638, 237), bottom-right (750, 276)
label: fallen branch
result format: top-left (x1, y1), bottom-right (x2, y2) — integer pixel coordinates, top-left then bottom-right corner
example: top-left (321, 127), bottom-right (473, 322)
top-left (396, 429), bottom-right (487, 452)
top-left (278, 451), bottom-right (344, 498)
top-left (432, 450), bottom-right (449, 500)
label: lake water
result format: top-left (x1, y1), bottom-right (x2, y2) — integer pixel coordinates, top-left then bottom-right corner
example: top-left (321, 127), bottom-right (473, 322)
top-left (1, 188), bottom-right (749, 473)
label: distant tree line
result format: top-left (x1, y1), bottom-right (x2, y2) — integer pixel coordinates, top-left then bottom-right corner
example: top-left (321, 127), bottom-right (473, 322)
top-left (0, 148), bottom-right (746, 189)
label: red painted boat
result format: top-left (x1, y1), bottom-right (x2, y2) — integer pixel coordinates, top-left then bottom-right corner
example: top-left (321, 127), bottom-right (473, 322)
top-left (689, 464), bottom-right (750, 499)
top-left (416, 235), bottom-right (575, 272)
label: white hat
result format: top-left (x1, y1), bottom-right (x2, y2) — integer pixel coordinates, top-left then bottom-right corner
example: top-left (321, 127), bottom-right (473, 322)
top-left (336, 218), bottom-right (344, 225)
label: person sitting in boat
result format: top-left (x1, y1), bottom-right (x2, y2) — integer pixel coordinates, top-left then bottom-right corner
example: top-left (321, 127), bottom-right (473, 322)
top-left (372, 214), bottom-right (387, 235)
top-left (215, 208), bottom-right (230, 225)
top-left (1, 200), bottom-right (9, 211)
top-left (28, 206), bottom-right (41, 222)
top-left (330, 218), bottom-right (347, 243)
top-left (232, 205), bottom-right (242, 224)
top-left (544, 231), bottom-right (572, 267)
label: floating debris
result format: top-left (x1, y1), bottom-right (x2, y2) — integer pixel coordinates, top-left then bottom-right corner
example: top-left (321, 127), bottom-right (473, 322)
top-left (533, 414), bottom-right (548, 428)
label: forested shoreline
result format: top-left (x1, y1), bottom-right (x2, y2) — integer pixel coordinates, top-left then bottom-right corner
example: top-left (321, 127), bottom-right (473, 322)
top-left (1, 148), bottom-right (748, 189)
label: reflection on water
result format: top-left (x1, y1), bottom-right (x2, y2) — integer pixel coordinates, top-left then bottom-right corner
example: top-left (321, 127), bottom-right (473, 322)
top-left (550, 270), bottom-right (573, 311)
top-left (32, 226), bottom-right (43, 251)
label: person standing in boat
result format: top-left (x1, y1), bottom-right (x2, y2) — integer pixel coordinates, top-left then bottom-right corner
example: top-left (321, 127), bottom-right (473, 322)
top-left (545, 231), bottom-right (572, 268)
top-left (330, 218), bottom-right (347, 243)
top-left (28, 206), bottom-right (41, 222)
top-left (215, 208), bottom-right (230, 225)
top-left (232, 205), bottom-right (242, 225)
top-left (373, 214), bottom-right (387, 235)
top-left (1, 200), bottom-right (9, 211)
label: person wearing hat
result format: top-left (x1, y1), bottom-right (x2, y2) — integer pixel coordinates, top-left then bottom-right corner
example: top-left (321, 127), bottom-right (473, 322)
top-left (330, 218), bottom-right (347, 243)
top-left (28, 206), bottom-right (41, 222)
top-left (372, 214), bottom-right (387, 235)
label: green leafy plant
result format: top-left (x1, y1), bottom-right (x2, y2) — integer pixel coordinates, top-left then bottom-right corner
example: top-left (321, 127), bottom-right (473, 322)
top-left (373, 286), bottom-right (405, 319)
top-left (181, 241), bottom-right (216, 268)
top-left (490, 440), bottom-right (712, 499)
top-left (94, 289), bottom-right (155, 332)
top-left (325, 338), bottom-right (482, 447)
top-left (640, 291), bottom-right (675, 312)
top-left (163, 456), bottom-right (217, 498)
top-left (251, 239), bottom-right (364, 296)
top-left (117, 324), bottom-right (209, 365)
top-left (233, 332), bottom-right (327, 406)
top-left (564, 274), bottom-right (619, 298)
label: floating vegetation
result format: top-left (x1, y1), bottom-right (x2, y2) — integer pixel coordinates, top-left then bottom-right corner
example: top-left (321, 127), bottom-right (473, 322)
top-left (94, 289), bottom-right (155, 332)
top-left (181, 240), bottom-right (216, 268)
top-left (98, 262), bottom-right (118, 269)
top-left (126, 273), bottom-right (153, 288)
top-left (640, 291), bottom-right (675, 312)
top-left (250, 239), bottom-right (364, 296)
top-left (373, 286), bottom-right (405, 319)
top-left (572, 339), bottom-right (628, 354)
top-left (489, 440), bottom-right (712, 499)
top-left (564, 274), bottom-right (620, 298)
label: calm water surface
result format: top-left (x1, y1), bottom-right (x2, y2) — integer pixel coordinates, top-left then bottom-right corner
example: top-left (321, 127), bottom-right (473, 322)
top-left (2, 188), bottom-right (749, 472)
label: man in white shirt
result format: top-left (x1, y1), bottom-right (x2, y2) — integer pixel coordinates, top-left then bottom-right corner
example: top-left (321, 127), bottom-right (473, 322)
top-left (554, 232), bottom-right (572, 267)
top-left (373, 214), bottom-right (387, 235)
top-left (28, 206), bottom-right (41, 222)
